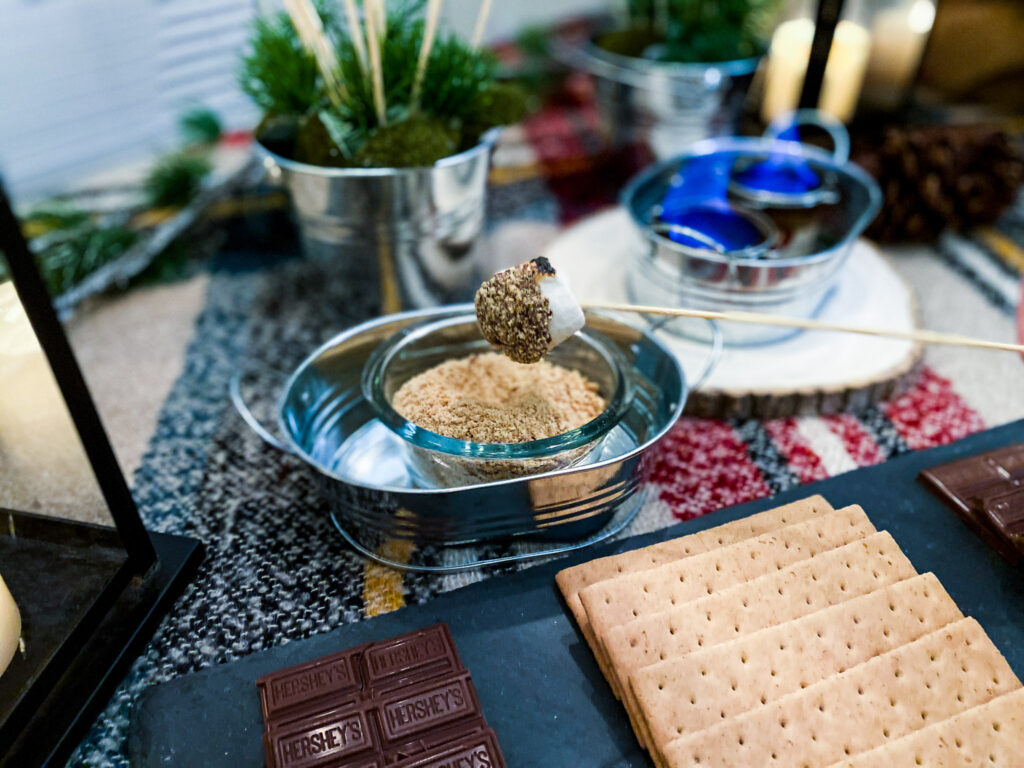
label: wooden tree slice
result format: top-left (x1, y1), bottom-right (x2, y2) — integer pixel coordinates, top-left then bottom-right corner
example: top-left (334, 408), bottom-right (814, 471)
top-left (545, 208), bottom-right (923, 419)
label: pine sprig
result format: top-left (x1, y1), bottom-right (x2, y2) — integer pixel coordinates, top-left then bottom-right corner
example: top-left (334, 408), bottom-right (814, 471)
top-left (618, 0), bottom-right (779, 63)
top-left (241, 1), bottom-right (523, 167)
top-left (331, 11), bottom-right (497, 137)
top-left (239, 13), bottom-right (322, 116)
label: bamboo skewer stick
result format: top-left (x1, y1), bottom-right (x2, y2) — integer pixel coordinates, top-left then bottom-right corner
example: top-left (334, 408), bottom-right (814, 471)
top-left (375, 0), bottom-right (387, 40)
top-left (471, 0), bottom-right (492, 49)
top-left (340, 0), bottom-right (368, 73)
top-left (584, 301), bottom-right (1024, 355)
top-left (412, 0), bottom-right (443, 107)
top-left (364, 0), bottom-right (388, 124)
top-left (284, 0), bottom-right (345, 105)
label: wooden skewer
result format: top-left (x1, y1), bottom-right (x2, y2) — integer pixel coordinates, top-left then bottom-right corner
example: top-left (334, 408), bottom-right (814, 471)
top-left (340, 0), bottom-right (368, 73)
top-left (412, 0), bottom-right (443, 107)
top-left (364, 0), bottom-right (387, 124)
top-left (584, 301), bottom-right (1024, 355)
top-left (471, 0), bottom-right (492, 49)
top-left (284, 0), bottom-right (345, 104)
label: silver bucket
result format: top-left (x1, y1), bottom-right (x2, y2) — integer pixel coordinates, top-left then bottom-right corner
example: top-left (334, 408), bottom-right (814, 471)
top-left (561, 38), bottom-right (760, 159)
top-left (257, 128), bottom-right (499, 313)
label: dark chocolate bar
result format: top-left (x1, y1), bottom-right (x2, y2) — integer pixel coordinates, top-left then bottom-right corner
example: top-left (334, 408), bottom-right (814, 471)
top-left (265, 672), bottom-right (484, 768)
top-left (361, 624), bottom-right (462, 693)
top-left (257, 645), bottom-right (367, 723)
top-left (258, 625), bottom-right (466, 729)
top-left (373, 672), bottom-right (481, 746)
top-left (919, 443), bottom-right (1024, 564)
top-left (265, 705), bottom-right (378, 768)
top-left (390, 727), bottom-right (506, 768)
top-left (258, 624), bottom-right (503, 768)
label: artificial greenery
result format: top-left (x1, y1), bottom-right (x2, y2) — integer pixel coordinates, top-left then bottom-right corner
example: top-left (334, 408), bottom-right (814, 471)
top-left (144, 153), bottom-right (213, 209)
top-left (1, 106), bottom-right (222, 300)
top-left (180, 107), bottom-right (224, 146)
top-left (19, 206), bottom-right (139, 296)
top-left (599, 0), bottom-right (778, 64)
top-left (239, 2), bottom-right (527, 168)
top-left (240, 14), bottom-right (322, 117)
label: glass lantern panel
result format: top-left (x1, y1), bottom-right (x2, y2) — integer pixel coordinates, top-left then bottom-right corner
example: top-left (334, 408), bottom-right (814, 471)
top-left (0, 250), bottom-right (131, 725)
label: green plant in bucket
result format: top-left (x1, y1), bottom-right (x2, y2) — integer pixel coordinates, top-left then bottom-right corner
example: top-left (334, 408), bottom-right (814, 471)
top-left (239, 0), bottom-right (527, 168)
top-left (599, 0), bottom-right (780, 64)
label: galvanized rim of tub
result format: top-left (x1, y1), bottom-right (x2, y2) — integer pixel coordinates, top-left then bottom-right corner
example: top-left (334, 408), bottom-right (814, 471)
top-left (561, 35), bottom-right (762, 92)
top-left (254, 127), bottom-right (501, 178)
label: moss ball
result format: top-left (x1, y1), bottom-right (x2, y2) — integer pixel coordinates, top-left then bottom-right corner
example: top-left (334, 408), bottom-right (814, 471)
top-left (294, 113), bottom-right (348, 167)
top-left (354, 116), bottom-right (458, 168)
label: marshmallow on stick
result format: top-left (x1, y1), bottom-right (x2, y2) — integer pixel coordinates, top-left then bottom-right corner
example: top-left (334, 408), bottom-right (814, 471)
top-left (475, 257), bottom-right (585, 364)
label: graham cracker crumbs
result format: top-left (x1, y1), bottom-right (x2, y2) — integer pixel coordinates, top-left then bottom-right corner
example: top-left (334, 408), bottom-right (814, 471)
top-left (391, 352), bottom-right (606, 443)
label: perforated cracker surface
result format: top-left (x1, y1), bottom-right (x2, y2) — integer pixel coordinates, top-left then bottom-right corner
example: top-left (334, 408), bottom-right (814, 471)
top-left (555, 495), bottom-right (833, 689)
top-left (825, 688), bottom-right (1024, 768)
top-left (581, 505), bottom-right (873, 660)
top-left (603, 532), bottom-right (917, 752)
top-left (663, 618), bottom-right (1021, 768)
top-left (633, 572), bottom-right (963, 749)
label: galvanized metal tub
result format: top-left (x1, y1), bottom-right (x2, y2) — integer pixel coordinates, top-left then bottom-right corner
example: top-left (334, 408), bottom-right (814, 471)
top-left (561, 37), bottom-right (760, 159)
top-left (257, 130), bottom-right (499, 313)
top-left (622, 135), bottom-right (882, 345)
top-left (232, 305), bottom-right (688, 571)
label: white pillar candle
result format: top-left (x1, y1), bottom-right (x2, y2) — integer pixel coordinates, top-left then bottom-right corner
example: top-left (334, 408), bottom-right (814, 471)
top-left (762, 17), bottom-right (872, 124)
top-left (862, 0), bottom-right (934, 110)
top-left (0, 572), bottom-right (20, 677)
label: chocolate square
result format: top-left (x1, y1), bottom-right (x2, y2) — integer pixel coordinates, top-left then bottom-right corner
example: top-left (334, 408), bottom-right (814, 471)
top-left (919, 443), bottom-right (1024, 564)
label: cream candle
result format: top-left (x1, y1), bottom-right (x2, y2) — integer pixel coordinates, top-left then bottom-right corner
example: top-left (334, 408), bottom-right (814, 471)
top-left (861, 0), bottom-right (935, 110)
top-left (0, 572), bottom-right (20, 677)
top-left (762, 17), bottom-right (872, 123)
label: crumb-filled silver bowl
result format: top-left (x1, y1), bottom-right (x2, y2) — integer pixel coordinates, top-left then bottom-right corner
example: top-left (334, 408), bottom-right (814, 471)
top-left (361, 313), bottom-right (632, 486)
top-left (232, 305), bottom-right (688, 557)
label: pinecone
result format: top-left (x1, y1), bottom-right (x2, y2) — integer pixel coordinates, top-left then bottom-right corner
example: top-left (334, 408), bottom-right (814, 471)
top-left (851, 125), bottom-right (1024, 243)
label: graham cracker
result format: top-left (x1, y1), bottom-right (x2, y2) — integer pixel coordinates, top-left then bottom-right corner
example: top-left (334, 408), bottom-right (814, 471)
top-left (824, 688), bottom-right (1024, 768)
top-left (633, 572), bottom-right (963, 752)
top-left (662, 617), bottom-right (1021, 768)
top-left (555, 494), bottom-right (833, 684)
top-left (603, 532), bottom-right (917, 752)
top-left (582, 505), bottom-right (872, 645)
top-left (585, 505), bottom-right (875, 701)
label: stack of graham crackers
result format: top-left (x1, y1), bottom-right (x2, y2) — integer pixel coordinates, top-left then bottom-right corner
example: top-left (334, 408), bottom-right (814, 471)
top-left (556, 495), bottom-right (1024, 767)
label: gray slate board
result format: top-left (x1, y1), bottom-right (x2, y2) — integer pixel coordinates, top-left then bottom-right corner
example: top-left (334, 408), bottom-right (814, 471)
top-left (129, 420), bottom-right (1024, 767)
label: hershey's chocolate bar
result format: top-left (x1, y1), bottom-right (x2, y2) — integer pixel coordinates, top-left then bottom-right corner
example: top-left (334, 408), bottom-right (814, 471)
top-left (257, 646), bottom-right (367, 723)
top-left (920, 443), bottom-right (1024, 564)
top-left (362, 624), bottom-right (462, 692)
top-left (264, 672), bottom-right (484, 768)
top-left (373, 672), bottom-right (481, 745)
top-left (391, 727), bottom-right (506, 768)
top-left (257, 624), bottom-right (463, 727)
top-left (265, 706), bottom-right (377, 768)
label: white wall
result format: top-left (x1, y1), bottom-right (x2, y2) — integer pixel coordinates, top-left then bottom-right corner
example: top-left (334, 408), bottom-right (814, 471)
top-left (0, 0), bottom-right (259, 199)
top-left (0, 0), bottom-right (604, 199)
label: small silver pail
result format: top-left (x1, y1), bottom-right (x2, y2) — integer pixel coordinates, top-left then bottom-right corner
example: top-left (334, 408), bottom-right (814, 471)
top-left (561, 38), bottom-right (760, 160)
top-left (257, 128), bottom-right (499, 313)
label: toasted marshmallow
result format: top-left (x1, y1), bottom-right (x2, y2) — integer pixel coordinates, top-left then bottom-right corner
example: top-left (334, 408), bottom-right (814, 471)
top-left (474, 257), bottom-right (586, 364)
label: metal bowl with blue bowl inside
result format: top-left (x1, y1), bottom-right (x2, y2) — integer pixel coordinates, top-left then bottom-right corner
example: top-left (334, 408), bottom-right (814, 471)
top-left (622, 120), bottom-right (881, 345)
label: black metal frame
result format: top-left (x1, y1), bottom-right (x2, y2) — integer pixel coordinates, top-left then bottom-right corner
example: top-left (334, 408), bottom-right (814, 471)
top-left (0, 179), bottom-right (203, 766)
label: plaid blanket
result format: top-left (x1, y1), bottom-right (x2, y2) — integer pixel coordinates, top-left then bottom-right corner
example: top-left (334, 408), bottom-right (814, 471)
top-left (69, 72), bottom-right (1024, 768)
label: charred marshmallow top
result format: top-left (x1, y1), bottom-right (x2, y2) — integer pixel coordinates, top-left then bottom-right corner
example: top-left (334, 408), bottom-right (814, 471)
top-left (474, 257), bottom-right (585, 364)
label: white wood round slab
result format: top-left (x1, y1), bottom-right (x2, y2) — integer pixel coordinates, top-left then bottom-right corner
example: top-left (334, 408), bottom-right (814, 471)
top-left (544, 207), bottom-right (923, 418)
